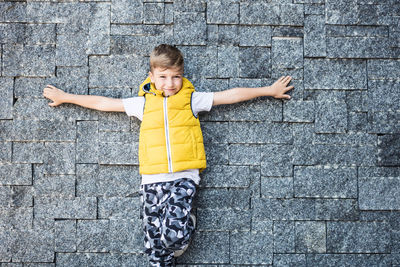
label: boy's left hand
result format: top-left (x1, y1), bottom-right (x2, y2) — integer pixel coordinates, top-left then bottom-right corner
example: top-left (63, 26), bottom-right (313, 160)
top-left (268, 76), bottom-right (294, 100)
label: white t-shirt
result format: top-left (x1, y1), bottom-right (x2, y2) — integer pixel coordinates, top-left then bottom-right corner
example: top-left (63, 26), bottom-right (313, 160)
top-left (122, 92), bottom-right (214, 185)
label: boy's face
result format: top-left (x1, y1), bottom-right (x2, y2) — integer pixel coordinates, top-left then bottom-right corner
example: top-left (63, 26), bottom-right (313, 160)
top-left (149, 67), bottom-right (183, 97)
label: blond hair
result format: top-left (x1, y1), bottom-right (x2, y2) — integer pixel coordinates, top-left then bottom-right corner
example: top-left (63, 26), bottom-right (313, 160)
top-left (150, 44), bottom-right (184, 72)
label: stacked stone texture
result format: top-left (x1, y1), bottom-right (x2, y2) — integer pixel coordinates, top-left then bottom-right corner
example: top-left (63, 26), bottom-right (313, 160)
top-left (0, 0), bottom-right (400, 266)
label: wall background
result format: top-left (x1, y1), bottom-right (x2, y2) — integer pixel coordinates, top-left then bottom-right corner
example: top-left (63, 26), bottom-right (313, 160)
top-left (1, 0), bottom-right (400, 266)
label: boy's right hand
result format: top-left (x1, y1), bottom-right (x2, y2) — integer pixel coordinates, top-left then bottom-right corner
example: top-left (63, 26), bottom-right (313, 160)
top-left (43, 85), bottom-right (67, 107)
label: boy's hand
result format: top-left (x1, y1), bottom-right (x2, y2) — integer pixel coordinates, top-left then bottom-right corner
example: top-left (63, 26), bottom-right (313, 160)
top-left (268, 76), bottom-right (294, 100)
top-left (43, 85), bottom-right (67, 107)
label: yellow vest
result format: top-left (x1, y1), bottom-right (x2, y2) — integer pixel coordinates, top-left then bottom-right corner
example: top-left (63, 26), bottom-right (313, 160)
top-left (138, 77), bottom-right (207, 174)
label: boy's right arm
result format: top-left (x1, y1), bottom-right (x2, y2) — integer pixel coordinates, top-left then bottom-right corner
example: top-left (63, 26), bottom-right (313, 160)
top-left (43, 85), bottom-right (125, 112)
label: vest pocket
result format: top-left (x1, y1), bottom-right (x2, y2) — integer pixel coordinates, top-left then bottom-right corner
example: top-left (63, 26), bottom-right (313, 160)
top-left (190, 129), bottom-right (198, 159)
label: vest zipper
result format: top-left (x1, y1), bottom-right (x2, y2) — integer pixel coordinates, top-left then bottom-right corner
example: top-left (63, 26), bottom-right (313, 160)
top-left (163, 96), bottom-right (173, 172)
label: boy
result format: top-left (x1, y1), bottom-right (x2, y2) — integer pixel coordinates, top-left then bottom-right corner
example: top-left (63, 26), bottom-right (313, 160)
top-left (43, 44), bottom-right (293, 266)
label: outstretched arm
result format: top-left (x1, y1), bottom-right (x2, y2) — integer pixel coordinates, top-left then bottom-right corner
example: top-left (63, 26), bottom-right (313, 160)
top-left (213, 76), bottom-right (294, 106)
top-left (43, 85), bottom-right (125, 112)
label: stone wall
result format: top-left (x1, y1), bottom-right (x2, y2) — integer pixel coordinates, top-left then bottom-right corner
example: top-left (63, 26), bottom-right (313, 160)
top-left (1, 0), bottom-right (400, 266)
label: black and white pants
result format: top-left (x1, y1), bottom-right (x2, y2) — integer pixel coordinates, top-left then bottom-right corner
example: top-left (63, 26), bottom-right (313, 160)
top-left (140, 178), bottom-right (197, 267)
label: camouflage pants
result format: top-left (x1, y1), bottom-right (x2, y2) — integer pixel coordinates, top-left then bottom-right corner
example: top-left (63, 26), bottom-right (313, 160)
top-left (140, 178), bottom-right (197, 267)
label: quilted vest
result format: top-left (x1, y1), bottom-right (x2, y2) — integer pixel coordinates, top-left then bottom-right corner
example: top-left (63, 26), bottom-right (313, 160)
top-left (138, 76), bottom-right (207, 174)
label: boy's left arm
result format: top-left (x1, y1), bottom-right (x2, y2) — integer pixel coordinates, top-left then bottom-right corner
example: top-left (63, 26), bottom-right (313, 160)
top-left (213, 76), bottom-right (294, 106)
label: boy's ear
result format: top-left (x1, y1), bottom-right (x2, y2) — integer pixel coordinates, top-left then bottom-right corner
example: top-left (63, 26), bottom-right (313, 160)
top-left (149, 71), bottom-right (154, 83)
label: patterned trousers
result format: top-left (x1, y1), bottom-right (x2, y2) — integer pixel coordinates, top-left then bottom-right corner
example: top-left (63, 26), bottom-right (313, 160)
top-left (140, 178), bottom-right (197, 267)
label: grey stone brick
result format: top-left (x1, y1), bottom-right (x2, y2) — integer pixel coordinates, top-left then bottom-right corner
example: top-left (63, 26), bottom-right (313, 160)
top-left (217, 25), bottom-right (239, 45)
top-left (109, 219), bottom-right (143, 253)
top-left (304, 4), bottom-right (325, 15)
top-left (0, 163), bottom-right (31, 186)
top-left (378, 134), bottom-right (400, 166)
top-left (294, 165), bottom-right (357, 198)
top-left (77, 219), bottom-right (110, 252)
top-left (195, 188), bottom-right (250, 210)
top-left (304, 15), bottom-right (326, 57)
top-left (283, 100), bottom-right (315, 122)
top-left (201, 122), bottom-right (229, 144)
top-left (176, 232), bottom-right (229, 264)
top-left (99, 131), bottom-right (139, 143)
top-left (0, 120), bottom-right (12, 142)
top-left (43, 142), bottom-right (75, 175)
top-left (174, 12), bottom-right (206, 45)
top-left (179, 46), bottom-right (218, 79)
top-left (230, 122), bottom-right (292, 144)
top-left (99, 142), bottom-right (138, 165)
top-left (368, 80), bottom-right (400, 111)
top-left (239, 26), bottom-right (272, 46)
top-left (174, 0), bottom-right (206, 12)
top-left (143, 3), bottom-right (164, 24)
top-left (367, 111), bottom-right (400, 134)
top-left (0, 207), bottom-right (33, 231)
top-left (12, 120), bottom-right (76, 142)
top-left (12, 223), bottom-right (54, 262)
top-left (218, 45), bottom-right (238, 78)
top-left (326, 0), bottom-right (358, 25)
top-left (273, 220), bottom-right (295, 253)
top-left (76, 164), bottom-right (140, 197)
top-left (111, 0), bottom-right (142, 23)
top-left (98, 197), bottom-right (140, 219)
top-left (56, 32), bottom-right (87, 66)
top-left (348, 112), bottom-right (369, 132)
top-left (252, 198), bottom-right (358, 220)
top-left (315, 91), bottom-right (347, 133)
top-left (98, 113), bottom-right (131, 132)
top-left (55, 220), bottom-right (76, 252)
top-left (230, 230), bottom-right (273, 264)
top-left (207, 24), bottom-right (218, 45)
top-left (261, 177), bottom-right (293, 198)
top-left (204, 143), bottom-right (228, 165)
top-left (14, 98), bottom-right (98, 121)
top-left (229, 144), bottom-right (260, 165)
top-left (0, 78), bottom-right (13, 120)
top-left (306, 254), bottom-right (392, 267)
top-left (200, 165), bottom-right (252, 188)
top-left (358, 4), bottom-right (394, 26)
top-left (0, 23), bottom-right (55, 45)
top-left (197, 208), bottom-right (251, 231)
top-left (111, 35), bottom-right (164, 56)
top-left (313, 144), bottom-right (377, 166)
top-left (87, 3), bottom-right (110, 55)
top-left (222, 97), bottom-right (282, 122)
top-left (327, 25), bottom-right (389, 37)
top-left (35, 196), bottom-right (96, 219)
top-left (304, 59), bottom-right (367, 89)
top-left (359, 176), bottom-right (400, 210)
top-left (261, 144), bottom-right (293, 177)
top-left (240, 3), bottom-right (304, 26)
top-left (76, 121), bottom-right (98, 164)
top-left (0, 186), bottom-right (33, 207)
top-left (239, 47), bottom-right (271, 78)
top-left (368, 59), bottom-right (400, 79)
top-left (164, 3), bottom-right (173, 24)
top-left (327, 222), bottom-right (391, 253)
top-left (272, 37), bottom-right (303, 69)
top-left (295, 221), bottom-right (326, 253)
top-left (0, 142), bottom-right (11, 163)
top-left (273, 254), bottom-right (306, 267)
top-left (272, 26), bottom-right (304, 38)
top-left (313, 132), bottom-right (376, 146)
top-left (56, 253), bottom-right (148, 267)
top-left (3, 44), bottom-right (55, 77)
top-left (89, 55), bottom-right (147, 88)
top-left (0, 2), bottom-right (27, 23)
top-left (0, 228), bottom-right (13, 261)
top-left (33, 165), bottom-right (75, 198)
top-left (207, 0), bottom-right (239, 24)
top-left (12, 142), bottom-right (46, 163)
top-left (346, 90), bottom-right (368, 112)
top-left (327, 37), bottom-right (397, 58)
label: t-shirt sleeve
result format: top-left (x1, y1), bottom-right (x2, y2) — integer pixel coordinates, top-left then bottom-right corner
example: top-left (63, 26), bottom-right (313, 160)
top-left (191, 92), bottom-right (214, 117)
top-left (122, 97), bottom-right (145, 121)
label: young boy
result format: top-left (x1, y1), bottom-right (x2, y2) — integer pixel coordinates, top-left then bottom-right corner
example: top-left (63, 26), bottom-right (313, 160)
top-left (43, 44), bottom-right (293, 267)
